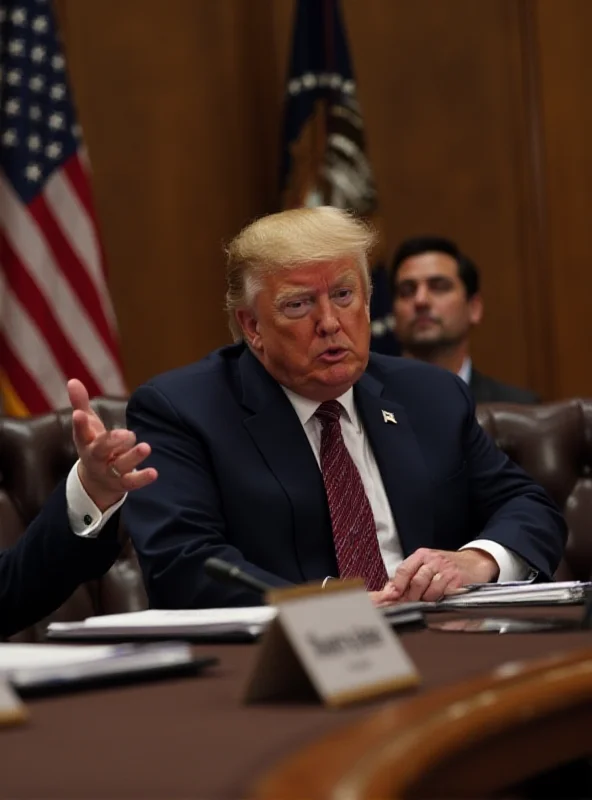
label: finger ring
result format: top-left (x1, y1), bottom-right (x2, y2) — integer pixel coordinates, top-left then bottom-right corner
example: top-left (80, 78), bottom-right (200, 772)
top-left (109, 464), bottom-right (122, 479)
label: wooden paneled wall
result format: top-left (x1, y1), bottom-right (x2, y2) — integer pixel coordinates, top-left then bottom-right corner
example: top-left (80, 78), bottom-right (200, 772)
top-left (536, 0), bottom-right (592, 399)
top-left (55, 0), bottom-right (592, 399)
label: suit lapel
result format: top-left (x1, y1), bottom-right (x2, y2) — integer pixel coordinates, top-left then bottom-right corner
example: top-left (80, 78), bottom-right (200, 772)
top-left (238, 350), bottom-right (335, 580)
top-left (237, 349), bottom-right (434, 570)
top-left (354, 372), bottom-right (434, 556)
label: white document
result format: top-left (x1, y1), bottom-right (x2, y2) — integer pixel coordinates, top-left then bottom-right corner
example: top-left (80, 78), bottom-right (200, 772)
top-left (86, 608), bottom-right (276, 628)
top-left (0, 643), bottom-right (116, 672)
top-left (48, 607), bottom-right (277, 640)
top-left (439, 580), bottom-right (592, 609)
top-left (0, 642), bottom-right (198, 693)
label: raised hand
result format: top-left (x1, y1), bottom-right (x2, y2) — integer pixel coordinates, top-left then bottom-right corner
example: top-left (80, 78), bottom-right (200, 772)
top-left (68, 379), bottom-right (157, 511)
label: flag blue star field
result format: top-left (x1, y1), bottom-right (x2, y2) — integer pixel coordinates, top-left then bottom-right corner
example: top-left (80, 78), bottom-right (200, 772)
top-left (280, 0), bottom-right (398, 355)
top-left (0, 0), bottom-right (125, 415)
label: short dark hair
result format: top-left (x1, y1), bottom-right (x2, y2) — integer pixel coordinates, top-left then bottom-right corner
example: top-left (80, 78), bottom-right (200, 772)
top-left (390, 235), bottom-right (480, 298)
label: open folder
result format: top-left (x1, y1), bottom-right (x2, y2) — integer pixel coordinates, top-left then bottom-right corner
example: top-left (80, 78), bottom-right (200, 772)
top-left (47, 603), bottom-right (425, 642)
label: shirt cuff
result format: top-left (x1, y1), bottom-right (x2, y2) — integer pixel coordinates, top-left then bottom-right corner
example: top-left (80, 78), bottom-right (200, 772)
top-left (460, 539), bottom-right (535, 582)
top-left (66, 460), bottom-right (127, 538)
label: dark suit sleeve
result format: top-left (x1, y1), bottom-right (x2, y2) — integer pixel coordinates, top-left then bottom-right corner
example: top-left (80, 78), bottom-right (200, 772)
top-left (0, 481), bottom-right (121, 638)
top-left (124, 385), bottom-right (293, 609)
top-left (459, 381), bottom-right (566, 579)
top-left (471, 371), bottom-right (541, 405)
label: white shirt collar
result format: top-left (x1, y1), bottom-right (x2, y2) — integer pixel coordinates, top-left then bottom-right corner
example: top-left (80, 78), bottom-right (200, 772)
top-left (281, 386), bottom-right (360, 432)
top-left (458, 357), bottom-right (472, 385)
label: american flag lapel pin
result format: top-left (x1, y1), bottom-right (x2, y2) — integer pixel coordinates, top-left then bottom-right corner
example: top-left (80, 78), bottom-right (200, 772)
top-left (382, 410), bottom-right (397, 424)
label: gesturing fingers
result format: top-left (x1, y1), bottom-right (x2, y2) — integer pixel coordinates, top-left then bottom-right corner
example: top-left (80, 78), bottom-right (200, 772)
top-left (108, 442), bottom-right (157, 491)
top-left (72, 408), bottom-right (95, 448)
top-left (108, 442), bottom-right (151, 479)
top-left (90, 429), bottom-right (136, 462)
top-left (69, 380), bottom-right (107, 450)
top-left (119, 466), bottom-right (158, 492)
top-left (67, 379), bottom-right (92, 414)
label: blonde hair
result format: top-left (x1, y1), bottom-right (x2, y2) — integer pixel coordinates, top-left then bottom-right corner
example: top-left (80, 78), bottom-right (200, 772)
top-left (225, 206), bottom-right (377, 340)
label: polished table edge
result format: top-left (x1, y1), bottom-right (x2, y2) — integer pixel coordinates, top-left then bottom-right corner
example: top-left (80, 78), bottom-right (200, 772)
top-left (252, 644), bottom-right (592, 800)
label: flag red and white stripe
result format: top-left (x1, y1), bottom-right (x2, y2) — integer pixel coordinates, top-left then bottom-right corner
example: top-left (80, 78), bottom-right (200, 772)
top-left (0, 0), bottom-right (126, 415)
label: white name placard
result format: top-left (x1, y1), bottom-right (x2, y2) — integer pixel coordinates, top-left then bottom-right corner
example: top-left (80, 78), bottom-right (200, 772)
top-left (244, 580), bottom-right (420, 707)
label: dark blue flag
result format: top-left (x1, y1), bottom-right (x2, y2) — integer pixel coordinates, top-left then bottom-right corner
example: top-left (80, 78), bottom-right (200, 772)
top-left (369, 264), bottom-right (398, 356)
top-left (280, 0), bottom-right (398, 354)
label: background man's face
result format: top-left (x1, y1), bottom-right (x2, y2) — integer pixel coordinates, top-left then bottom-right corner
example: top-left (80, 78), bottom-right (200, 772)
top-left (392, 252), bottom-right (482, 352)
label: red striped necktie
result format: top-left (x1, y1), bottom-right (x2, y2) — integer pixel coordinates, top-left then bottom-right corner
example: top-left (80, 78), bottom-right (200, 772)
top-left (315, 400), bottom-right (388, 591)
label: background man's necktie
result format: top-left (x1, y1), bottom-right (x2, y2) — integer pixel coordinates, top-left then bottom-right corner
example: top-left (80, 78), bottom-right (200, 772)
top-left (315, 400), bottom-right (388, 591)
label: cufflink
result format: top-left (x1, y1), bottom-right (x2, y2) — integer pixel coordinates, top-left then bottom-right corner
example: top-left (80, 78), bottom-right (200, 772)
top-left (83, 514), bottom-right (92, 526)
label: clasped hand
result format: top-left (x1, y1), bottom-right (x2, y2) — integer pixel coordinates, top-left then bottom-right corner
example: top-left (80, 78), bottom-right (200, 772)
top-left (370, 547), bottom-right (499, 605)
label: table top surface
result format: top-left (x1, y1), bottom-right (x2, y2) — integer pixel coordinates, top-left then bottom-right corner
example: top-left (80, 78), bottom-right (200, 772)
top-left (2, 606), bottom-right (591, 799)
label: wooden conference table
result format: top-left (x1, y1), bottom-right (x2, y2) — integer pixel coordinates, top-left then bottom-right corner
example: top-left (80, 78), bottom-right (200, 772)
top-left (1, 606), bottom-right (592, 799)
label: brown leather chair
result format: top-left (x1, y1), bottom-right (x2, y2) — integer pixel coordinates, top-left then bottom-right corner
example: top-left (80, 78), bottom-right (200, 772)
top-left (476, 399), bottom-right (592, 582)
top-left (1, 398), bottom-right (590, 641)
top-left (0, 398), bottom-right (147, 641)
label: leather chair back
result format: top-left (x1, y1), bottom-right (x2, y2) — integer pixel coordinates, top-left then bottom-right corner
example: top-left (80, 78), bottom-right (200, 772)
top-left (476, 399), bottom-right (592, 581)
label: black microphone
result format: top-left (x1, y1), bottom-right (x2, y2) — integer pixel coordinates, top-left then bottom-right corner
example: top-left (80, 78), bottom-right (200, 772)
top-left (204, 557), bottom-right (272, 596)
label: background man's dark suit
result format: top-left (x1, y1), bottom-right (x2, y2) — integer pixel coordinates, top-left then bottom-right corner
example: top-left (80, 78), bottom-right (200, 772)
top-left (470, 369), bottom-right (540, 404)
top-left (124, 344), bottom-right (565, 609)
top-left (0, 483), bottom-right (120, 638)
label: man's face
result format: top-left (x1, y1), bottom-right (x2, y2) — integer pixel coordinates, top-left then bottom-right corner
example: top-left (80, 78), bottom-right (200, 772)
top-left (392, 252), bottom-right (482, 352)
top-left (237, 258), bottom-right (371, 401)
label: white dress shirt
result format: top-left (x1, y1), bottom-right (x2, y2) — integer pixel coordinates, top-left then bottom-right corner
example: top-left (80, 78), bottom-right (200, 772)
top-left (282, 387), bottom-right (530, 582)
top-left (66, 461), bottom-right (126, 537)
top-left (458, 357), bottom-right (472, 386)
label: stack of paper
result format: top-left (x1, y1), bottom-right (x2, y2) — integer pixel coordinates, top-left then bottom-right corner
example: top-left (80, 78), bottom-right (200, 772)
top-left (438, 580), bottom-right (592, 609)
top-left (47, 607), bottom-right (277, 641)
top-left (381, 602), bottom-right (425, 626)
top-left (0, 643), bottom-right (130, 689)
top-left (0, 643), bottom-right (118, 671)
top-left (0, 642), bottom-right (201, 692)
top-left (47, 602), bottom-right (426, 642)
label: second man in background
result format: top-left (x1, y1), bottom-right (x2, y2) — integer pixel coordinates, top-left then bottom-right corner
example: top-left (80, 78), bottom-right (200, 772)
top-left (390, 236), bottom-right (540, 404)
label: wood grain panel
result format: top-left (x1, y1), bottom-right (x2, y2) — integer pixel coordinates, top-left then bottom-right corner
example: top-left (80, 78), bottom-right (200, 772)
top-left (53, 0), bottom-right (580, 400)
top-left (343, 0), bottom-right (541, 393)
top-left (535, 0), bottom-right (592, 399)
top-left (57, 0), bottom-right (294, 389)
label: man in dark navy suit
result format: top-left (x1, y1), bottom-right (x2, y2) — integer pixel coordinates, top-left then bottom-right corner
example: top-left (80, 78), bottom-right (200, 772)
top-left (124, 208), bottom-right (565, 609)
top-left (0, 380), bottom-right (157, 638)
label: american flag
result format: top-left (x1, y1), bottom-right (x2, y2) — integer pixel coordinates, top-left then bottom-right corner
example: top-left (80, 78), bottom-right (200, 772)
top-left (0, 0), bottom-right (125, 416)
